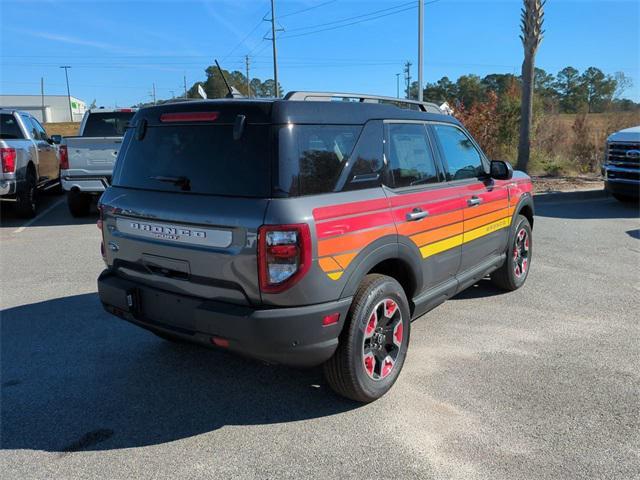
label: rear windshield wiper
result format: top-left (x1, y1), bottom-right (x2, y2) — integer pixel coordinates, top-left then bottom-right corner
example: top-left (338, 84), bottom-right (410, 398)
top-left (149, 175), bottom-right (191, 191)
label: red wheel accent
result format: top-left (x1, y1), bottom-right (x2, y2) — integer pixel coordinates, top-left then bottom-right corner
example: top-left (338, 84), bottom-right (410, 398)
top-left (381, 356), bottom-right (394, 378)
top-left (364, 310), bottom-right (377, 338)
top-left (384, 299), bottom-right (398, 318)
top-left (363, 352), bottom-right (376, 377)
top-left (393, 321), bottom-right (403, 347)
top-left (513, 227), bottom-right (530, 279)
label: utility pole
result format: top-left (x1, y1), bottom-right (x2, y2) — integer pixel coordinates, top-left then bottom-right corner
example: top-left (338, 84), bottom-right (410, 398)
top-left (184, 75), bottom-right (188, 99)
top-left (60, 66), bottom-right (73, 121)
top-left (404, 61), bottom-right (412, 99)
top-left (170, 90), bottom-right (175, 99)
top-left (270, 0), bottom-right (280, 97)
top-left (245, 55), bottom-right (251, 97)
top-left (418, 0), bottom-right (424, 102)
top-left (396, 73), bottom-right (401, 98)
top-left (40, 77), bottom-right (45, 121)
top-left (152, 83), bottom-right (156, 104)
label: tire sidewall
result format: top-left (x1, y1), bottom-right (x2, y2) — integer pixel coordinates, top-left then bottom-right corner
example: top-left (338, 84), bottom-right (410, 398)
top-left (507, 216), bottom-right (532, 289)
top-left (349, 278), bottom-right (411, 399)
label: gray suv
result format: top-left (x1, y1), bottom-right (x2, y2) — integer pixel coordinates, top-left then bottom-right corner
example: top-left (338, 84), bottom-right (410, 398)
top-left (98, 92), bottom-right (534, 402)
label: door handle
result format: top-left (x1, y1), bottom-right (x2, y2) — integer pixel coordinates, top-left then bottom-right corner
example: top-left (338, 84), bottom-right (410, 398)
top-left (467, 196), bottom-right (482, 207)
top-left (406, 208), bottom-right (429, 221)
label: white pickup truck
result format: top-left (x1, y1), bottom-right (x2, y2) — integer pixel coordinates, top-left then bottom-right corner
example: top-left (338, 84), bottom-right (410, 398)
top-left (0, 109), bottom-right (61, 217)
top-left (59, 108), bottom-right (136, 216)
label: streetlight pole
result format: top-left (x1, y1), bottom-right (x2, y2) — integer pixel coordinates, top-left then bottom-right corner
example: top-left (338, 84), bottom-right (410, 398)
top-left (396, 73), bottom-right (401, 98)
top-left (417, 0), bottom-right (424, 102)
top-left (60, 66), bottom-right (73, 121)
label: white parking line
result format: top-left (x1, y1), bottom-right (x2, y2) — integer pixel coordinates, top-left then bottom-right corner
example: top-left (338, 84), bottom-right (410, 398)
top-left (12, 198), bottom-right (66, 234)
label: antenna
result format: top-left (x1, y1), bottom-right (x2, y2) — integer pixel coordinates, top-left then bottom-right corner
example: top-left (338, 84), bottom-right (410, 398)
top-left (214, 59), bottom-right (235, 98)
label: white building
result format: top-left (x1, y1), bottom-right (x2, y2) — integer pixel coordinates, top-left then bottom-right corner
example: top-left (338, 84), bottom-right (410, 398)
top-left (0, 95), bottom-right (87, 123)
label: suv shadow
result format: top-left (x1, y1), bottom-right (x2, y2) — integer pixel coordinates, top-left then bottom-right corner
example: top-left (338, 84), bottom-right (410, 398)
top-left (1, 293), bottom-right (358, 453)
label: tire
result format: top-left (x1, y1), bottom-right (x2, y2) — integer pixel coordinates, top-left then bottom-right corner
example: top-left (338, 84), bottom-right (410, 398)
top-left (15, 170), bottom-right (38, 218)
top-left (491, 214), bottom-right (532, 291)
top-left (323, 274), bottom-right (411, 403)
top-left (67, 190), bottom-right (92, 217)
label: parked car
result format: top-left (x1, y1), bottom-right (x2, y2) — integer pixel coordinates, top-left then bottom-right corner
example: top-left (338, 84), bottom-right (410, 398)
top-left (97, 92), bottom-right (534, 402)
top-left (59, 108), bottom-right (136, 216)
top-left (602, 126), bottom-right (640, 201)
top-left (0, 109), bottom-right (61, 217)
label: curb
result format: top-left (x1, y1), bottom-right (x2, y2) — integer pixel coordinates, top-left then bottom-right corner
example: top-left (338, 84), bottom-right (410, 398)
top-left (533, 188), bottom-right (606, 203)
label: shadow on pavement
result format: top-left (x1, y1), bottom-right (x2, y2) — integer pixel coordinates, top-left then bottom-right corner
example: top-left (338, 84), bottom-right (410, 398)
top-left (450, 278), bottom-right (507, 300)
top-left (535, 192), bottom-right (639, 220)
top-left (0, 194), bottom-right (98, 229)
top-left (1, 293), bottom-right (358, 453)
top-left (626, 229), bottom-right (640, 240)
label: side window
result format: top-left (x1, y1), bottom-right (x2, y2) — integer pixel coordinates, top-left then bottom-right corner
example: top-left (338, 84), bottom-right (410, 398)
top-left (20, 115), bottom-right (40, 140)
top-left (338, 120), bottom-right (384, 191)
top-left (31, 118), bottom-right (48, 140)
top-left (433, 124), bottom-right (485, 181)
top-left (386, 123), bottom-right (439, 188)
top-left (0, 114), bottom-right (25, 140)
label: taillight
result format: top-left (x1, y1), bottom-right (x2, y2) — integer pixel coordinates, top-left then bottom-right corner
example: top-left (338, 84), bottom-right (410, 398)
top-left (1, 148), bottom-right (17, 173)
top-left (59, 145), bottom-right (69, 170)
top-left (97, 204), bottom-right (104, 230)
top-left (258, 224), bottom-right (311, 293)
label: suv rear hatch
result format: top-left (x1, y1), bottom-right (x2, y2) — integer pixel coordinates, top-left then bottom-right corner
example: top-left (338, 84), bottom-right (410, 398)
top-left (100, 102), bottom-right (273, 306)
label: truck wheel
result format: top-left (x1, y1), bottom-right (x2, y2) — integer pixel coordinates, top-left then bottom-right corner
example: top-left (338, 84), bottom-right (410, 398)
top-left (491, 214), bottom-right (532, 291)
top-left (67, 190), bottom-right (92, 217)
top-left (15, 170), bottom-right (38, 218)
top-left (612, 193), bottom-right (637, 203)
top-left (323, 274), bottom-right (410, 403)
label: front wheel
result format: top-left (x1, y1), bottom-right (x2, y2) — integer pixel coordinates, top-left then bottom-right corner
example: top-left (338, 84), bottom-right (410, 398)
top-left (491, 214), bottom-right (532, 291)
top-left (323, 274), bottom-right (410, 403)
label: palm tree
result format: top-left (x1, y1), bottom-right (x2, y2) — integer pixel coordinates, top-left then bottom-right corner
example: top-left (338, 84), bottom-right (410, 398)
top-left (517, 0), bottom-right (546, 172)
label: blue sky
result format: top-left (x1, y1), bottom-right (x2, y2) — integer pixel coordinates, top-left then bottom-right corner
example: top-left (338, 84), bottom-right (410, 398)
top-left (1, 0), bottom-right (638, 107)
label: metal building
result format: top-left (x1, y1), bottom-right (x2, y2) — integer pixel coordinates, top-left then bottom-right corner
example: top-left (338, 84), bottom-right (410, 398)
top-left (0, 95), bottom-right (87, 123)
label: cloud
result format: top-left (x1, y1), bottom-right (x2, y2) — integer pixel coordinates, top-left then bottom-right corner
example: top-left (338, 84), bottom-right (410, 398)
top-left (15, 29), bottom-right (147, 55)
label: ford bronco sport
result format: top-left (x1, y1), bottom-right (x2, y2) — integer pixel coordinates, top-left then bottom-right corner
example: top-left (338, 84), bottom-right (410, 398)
top-left (97, 92), bottom-right (534, 402)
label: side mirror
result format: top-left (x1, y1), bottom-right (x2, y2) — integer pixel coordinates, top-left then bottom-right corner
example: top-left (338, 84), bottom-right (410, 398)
top-left (50, 134), bottom-right (62, 145)
top-left (490, 160), bottom-right (513, 180)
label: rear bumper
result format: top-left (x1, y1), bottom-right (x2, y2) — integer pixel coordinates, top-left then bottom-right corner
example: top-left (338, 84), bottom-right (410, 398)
top-left (61, 174), bottom-right (110, 193)
top-left (97, 270), bottom-right (352, 367)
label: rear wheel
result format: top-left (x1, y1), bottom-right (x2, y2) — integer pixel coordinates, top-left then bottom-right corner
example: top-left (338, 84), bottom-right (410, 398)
top-left (15, 170), bottom-right (38, 218)
top-left (491, 214), bottom-right (532, 291)
top-left (323, 274), bottom-right (410, 403)
top-left (67, 190), bottom-right (92, 217)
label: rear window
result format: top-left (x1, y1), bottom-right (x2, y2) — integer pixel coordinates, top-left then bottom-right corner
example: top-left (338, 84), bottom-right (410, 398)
top-left (0, 114), bottom-right (24, 140)
top-left (112, 124), bottom-right (270, 197)
top-left (278, 125), bottom-right (361, 196)
top-left (82, 112), bottom-right (134, 137)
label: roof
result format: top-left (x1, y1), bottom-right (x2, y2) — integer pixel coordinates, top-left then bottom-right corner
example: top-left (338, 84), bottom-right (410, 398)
top-left (135, 98), bottom-right (459, 126)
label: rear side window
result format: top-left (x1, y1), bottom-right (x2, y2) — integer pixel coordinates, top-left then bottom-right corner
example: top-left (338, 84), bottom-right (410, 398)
top-left (278, 125), bottom-right (361, 196)
top-left (83, 112), bottom-right (134, 137)
top-left (112, 124), bottom-right (270, 197)
top-left (0, 114), bottom-right (24, 140)
top-left (433, 124), bottom-right (485, 181)
top-left (386, 123), bottom-right (439, 188)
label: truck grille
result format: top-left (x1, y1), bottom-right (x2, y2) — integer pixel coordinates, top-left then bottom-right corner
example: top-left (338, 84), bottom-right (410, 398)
top-left (607, 142), bottom-right (640, 169)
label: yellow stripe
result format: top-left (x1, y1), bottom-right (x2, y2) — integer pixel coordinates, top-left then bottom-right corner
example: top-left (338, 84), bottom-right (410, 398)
top-left (463, 217), bottom-right (511, 243)
top-left (419, 234), bottom-right (464, 258)
top-left (327, 272), bottom-right (343, 280)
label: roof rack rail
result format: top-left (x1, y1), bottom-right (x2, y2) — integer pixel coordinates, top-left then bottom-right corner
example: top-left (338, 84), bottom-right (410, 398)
top-left (283, 91), bottom-right (445, 114)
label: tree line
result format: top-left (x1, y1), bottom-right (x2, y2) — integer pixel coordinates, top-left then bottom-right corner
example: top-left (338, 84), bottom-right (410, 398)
top-left (410, 66), bottom-right (636, 114)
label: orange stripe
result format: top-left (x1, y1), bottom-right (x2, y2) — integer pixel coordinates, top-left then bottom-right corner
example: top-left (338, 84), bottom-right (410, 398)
top-left (333, 252), bottom-right (358, 269)
top-left (318, 225), bottom-right (396, 257)
top-left (410, 221), bottom-right (464, 247)
top-left (464, 199), bottom-right (509, 219)
top-left (318, 257), bottom-right (342, 273)
top-left (397, 209), bottom-right (463, 237)
top-left (464, 207), bottom-right (510, 231)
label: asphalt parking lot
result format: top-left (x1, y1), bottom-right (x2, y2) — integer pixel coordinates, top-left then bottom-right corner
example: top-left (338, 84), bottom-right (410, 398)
top-left (1, 192), bottom-right (638, 480)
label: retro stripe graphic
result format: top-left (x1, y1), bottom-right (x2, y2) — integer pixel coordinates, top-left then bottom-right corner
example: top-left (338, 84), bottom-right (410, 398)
top-left (313, 181), bottom-right (530, 281)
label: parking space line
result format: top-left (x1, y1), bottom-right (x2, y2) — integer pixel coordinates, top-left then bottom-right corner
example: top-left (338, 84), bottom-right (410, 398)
top-left (12, 198), bottom-right (66, 234)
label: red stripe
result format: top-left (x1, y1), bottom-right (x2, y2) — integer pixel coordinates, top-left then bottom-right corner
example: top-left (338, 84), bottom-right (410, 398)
top-left (313, 197), bottom-right (390, 222)
top-left (316, 210), bottom-right (395, 239)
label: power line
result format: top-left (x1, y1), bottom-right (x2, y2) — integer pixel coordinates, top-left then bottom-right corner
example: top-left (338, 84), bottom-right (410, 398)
top-left (279, 0), bottom-right (338, 18)
top-left (220, 7), bottom-right (271, 63)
